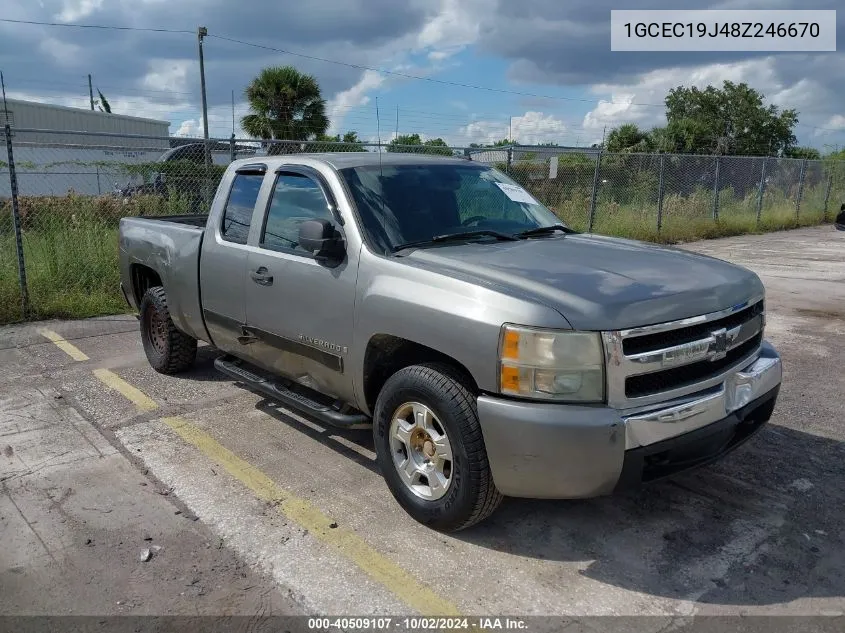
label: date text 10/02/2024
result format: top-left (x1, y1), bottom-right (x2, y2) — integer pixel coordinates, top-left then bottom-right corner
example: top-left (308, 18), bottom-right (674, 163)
top-left (307, 617), bottom-right (528, 630)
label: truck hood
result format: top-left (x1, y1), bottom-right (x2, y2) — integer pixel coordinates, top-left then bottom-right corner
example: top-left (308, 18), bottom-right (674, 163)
top-left (404, 234), bottom-right (764, 331)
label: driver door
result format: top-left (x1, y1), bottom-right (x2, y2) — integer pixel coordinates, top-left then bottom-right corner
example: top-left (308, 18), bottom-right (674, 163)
top-left (243, 167), bottom-right (357, 403)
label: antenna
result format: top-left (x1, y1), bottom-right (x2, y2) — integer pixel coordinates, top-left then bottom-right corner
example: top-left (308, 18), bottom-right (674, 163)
top-left (375, 97), bottom-right (382, 147)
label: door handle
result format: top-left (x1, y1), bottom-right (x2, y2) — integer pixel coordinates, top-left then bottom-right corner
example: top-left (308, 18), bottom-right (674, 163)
top-left (250, 267), bottom-right (273, 286)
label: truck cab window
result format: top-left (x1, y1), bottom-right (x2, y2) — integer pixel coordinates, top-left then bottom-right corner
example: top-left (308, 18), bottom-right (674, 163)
top-left (261, 173), bottom-right (333, 253)
top-left (221, 173), bottom-right (263, 244)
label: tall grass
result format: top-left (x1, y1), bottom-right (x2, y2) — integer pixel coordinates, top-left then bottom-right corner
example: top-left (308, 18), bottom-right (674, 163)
top-left (0, 180), bottom-right (836, 324)
top-left (0, 193), bottom-right (191, 324)
top-left (547, 182), bottom-right (831, 243)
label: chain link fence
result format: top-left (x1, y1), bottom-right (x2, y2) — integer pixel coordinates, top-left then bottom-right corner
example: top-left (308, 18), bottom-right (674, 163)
top-left (2, 127), bottom-right (844, 324)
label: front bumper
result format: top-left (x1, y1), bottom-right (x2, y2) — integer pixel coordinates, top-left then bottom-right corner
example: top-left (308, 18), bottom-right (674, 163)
top-left (476, 341), bottom-right (782, 498)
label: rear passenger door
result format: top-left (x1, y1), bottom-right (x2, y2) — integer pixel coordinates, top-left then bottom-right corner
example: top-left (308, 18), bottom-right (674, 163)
top-left (199, 165), bottom-right (266, 355)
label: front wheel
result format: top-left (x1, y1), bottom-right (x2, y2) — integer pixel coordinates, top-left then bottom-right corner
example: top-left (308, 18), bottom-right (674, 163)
top-left (139, 286), bottom-right (197, 374)
top-left (373, 363), bottom-right (503, 531)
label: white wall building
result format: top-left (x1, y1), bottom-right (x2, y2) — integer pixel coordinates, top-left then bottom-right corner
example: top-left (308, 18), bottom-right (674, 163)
top-left (1, 98), bottom-right (172, 196)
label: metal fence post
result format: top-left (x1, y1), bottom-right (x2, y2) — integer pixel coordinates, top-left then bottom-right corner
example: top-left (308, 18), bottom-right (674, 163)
top-left (588, 150), bottom-right (602, 233)
top-left (822, 172), bottom-right (833, 221)
top-left (712, 156), bottom-right (721, 221)
top-left (656, 154), bottom-right (666, 232)
top-left (3, 122), bottom-right (30, 320)
top-left (506, 146), bottom-right (513, 175)
top-left (795, 159), bottom-right (807, 218)
top-left (756, 157), bottom-right (768, 226)
top-left (229, 133), bottom-right (236, 163)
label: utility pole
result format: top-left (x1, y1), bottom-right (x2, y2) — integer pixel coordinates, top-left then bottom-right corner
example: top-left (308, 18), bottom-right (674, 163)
top-left (395, 105), bottom-right (399, 140)
top-left (197, 26), bottom-right (211, 205)
top-left (509, 116), bottom-right (513, 143)
top-left (197, 27), bottom-right (210, 148)
top-left (231, 89), bottom-right (235, 136)
top-left (88, 74), bottom-right (95, 110)
top-left (601, 125), bottom-right (607, 148)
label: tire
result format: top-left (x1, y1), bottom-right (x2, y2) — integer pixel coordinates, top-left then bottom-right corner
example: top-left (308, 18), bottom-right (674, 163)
top-left (373, 363), bottom-right (503, 532)
top-left (139, 286), bottom-right (197, 374)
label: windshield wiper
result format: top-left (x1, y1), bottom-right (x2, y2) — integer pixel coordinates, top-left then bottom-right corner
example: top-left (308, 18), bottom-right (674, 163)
top-left (515, 224), bottom-right (573, 238)
top-left (392, 229), bottom-right (519, 253)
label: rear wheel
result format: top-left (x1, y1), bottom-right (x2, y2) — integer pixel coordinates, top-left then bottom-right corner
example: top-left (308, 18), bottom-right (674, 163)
top-left (139, 286), bottom-right (197, 374)
top-left (373, 363), bottom-right (502, 531)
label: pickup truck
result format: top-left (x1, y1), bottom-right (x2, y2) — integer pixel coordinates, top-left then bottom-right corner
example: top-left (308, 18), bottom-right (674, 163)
top-left (119, 153), bottom-right (782, 532)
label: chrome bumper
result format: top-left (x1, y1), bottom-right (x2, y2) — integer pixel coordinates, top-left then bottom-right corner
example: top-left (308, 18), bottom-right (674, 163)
top-left (623, 341), bottom-right (782, 449)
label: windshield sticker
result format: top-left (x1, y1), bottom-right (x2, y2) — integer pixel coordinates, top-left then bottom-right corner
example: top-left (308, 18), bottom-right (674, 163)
top-left (495, 182), bottom-right (538, 204)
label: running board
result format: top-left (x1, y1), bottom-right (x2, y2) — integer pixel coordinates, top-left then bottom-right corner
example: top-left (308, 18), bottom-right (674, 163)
top-left (214, 357), bottom-right (371, 429)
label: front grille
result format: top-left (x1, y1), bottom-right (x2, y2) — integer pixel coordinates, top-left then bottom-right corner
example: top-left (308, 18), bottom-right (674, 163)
top-left (625, 332), bottom-right (762, 398)
top-left (623, 300), bottom-right (764, 356)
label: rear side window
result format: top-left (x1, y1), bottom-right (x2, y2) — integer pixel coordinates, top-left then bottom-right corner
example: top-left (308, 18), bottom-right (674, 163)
top-left (221, 173), bottom-right (263, 244)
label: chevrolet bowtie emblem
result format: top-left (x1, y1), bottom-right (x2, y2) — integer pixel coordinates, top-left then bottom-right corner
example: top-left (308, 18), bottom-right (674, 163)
top-left (708, 327), bottom-right (728, 361)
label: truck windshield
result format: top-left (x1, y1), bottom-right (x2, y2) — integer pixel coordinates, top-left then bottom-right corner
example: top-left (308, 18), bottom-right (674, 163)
top-left (339, 163), bottom-right (563, 254)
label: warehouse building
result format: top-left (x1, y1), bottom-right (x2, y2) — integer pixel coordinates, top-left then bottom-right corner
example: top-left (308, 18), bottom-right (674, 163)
top-left (1, 98), bottom-right (170, 147)
top-left (1, 98), bottom-right (171, 197)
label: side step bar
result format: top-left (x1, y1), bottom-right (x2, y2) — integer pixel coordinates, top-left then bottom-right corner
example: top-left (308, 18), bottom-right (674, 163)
top-left (214, 356), bottom-right (371, 429)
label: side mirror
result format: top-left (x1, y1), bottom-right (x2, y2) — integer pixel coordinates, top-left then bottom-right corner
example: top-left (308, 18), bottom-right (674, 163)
top-left (298, 219), bottom-right (345, 261)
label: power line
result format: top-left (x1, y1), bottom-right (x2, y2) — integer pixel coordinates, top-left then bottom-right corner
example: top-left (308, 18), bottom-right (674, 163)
top-left (207, 34), bottom-right (668, 109)
top-left (5, 18), bottom-right (845, 135)
top-left (0, 18), bottom-right (192, 34)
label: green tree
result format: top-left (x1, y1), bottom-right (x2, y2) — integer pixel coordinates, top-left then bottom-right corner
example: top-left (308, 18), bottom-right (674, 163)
top-left (241, 66), bottom-right (329, 154)
top-left (605, 123), bottom-right (652, 153)
top-left (386, 134), bottom-right (453, 155)
top-left (387, 133), bottom-right (423, 151)
top-left (422, 137), bottom-right (453, 156)
top-left (785, 146), bottom-right (821, 160)
top-left (493, 138), bottom-right (516, 147)
top-left (664, 81), bottom-right (797, 156)
top-left (311, 130), bottom-right (365, 152)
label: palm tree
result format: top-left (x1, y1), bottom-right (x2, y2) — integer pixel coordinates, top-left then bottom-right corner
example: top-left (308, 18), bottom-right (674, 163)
top-left (241, 66), bottom-right (329, 154)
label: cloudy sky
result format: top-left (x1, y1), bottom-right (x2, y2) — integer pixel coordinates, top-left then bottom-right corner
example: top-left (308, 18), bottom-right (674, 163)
top-left (0, 0), bottom-right (843, 149)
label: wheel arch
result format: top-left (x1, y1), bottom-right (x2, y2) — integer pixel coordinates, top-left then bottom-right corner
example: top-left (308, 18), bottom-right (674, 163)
top-left (362, 333), bottom-right (479, 416)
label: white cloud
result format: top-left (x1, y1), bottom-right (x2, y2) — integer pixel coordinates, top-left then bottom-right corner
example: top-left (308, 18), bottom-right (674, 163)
top-left (56, 0), bottom-right (104, 22)
top-left (141, 60), bottom-right (192, 94)
top-left (823, 115), bottom-right (845, 131)
top-left (455, 111), bottom-right (568, 145)
top-left (326, 70), bottom-right (385, 135)
top-left (38, 38), bottom-right (82, 66)
top-left (174, 119), bottom-right (203, 137)
top-left (579, 57), bottom-right (845, 147)
top-left (415, 0), bottom-right (492, 61)
top-left (583, 58), bottom-right (782, 134)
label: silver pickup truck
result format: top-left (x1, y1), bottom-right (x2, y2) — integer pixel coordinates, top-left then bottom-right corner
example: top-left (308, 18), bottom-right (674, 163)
top-left (119, 153), bottom-right (782, 531)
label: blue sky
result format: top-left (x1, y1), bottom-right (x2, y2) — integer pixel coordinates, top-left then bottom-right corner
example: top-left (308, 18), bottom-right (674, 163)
top-left (1, 0), bottom-right (843, 151)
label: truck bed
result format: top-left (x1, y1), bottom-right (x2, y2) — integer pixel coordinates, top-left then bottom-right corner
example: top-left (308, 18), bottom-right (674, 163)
top-left (119, 215), bottom-right (208, 341)
top-left (140, 214), bottom-right (209, 227)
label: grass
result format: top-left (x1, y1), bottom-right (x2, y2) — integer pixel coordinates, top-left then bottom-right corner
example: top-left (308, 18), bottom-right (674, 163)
top-left (0, 193), bottom-right (191, 324)
top-left (0, 181), bottom-right (840, 324)
top-left (546, 182), bottom-right (837, 243)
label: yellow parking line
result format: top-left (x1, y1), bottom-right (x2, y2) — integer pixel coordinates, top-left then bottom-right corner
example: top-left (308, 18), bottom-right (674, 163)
top-left (83, 366), bottom-right (461, 615)
top-left (39, 328), bottom-right (90, 362)
top-left (92, 368), bottom-right (159, 412)
top-left (161, 415), bottom-right (462, 617)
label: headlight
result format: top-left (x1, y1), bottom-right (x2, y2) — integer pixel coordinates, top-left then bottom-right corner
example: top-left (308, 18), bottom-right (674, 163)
top-left (498, 324), bottom-right (605, 402)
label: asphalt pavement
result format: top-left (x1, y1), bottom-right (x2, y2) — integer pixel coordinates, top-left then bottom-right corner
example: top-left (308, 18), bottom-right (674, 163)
top-left (1, 225), bottom-right (844, 624)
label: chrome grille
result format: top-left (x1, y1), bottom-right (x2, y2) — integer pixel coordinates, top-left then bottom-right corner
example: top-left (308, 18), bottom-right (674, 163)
top-left (602, 296), bottom-right (766, 409)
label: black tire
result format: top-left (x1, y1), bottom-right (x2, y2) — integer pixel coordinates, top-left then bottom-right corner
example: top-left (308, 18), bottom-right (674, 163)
top-left (139, 286), bottom-right (197, 374)
top-left (373, 363), bottom-right (503, 532)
